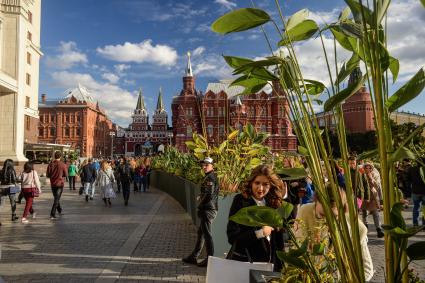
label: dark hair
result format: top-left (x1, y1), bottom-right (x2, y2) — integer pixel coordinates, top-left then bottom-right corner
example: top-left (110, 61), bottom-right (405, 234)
top-left (54, 151), bottom-right (62, 159)
top-left (1, 159), bottom-right (16, 184)
top-left (23, 162), bottom-right (34, 173)
top-left (348, 156), bottom-right (356, 161)
top-left (242, 164), bottom-right (286, 208)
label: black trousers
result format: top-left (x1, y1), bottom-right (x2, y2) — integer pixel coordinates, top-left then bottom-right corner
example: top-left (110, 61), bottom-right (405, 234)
top-left (121, 181), bottom-right (131, 202)
top-left (68, 176), bottom-right (76, 190)
top-left (192, 210), bottom-right (217, 258)
top-left (50, 186), bottom-right (63, 217)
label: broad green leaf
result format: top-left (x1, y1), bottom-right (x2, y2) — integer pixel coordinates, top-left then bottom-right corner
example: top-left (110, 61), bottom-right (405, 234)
top-left (344, 0), bottom-right (373, 25)
top-left (388, 226), bottom-right (424, 239)
top-left (421, 0), bottom-right (425, 8)
top-left (389, 57), bottom-right (400, 84)
top-left (406, 241), bottom-right (425, 260)
top-left (357, 149), bottom-right (378, 161)
top-left (312, 243), bottom-right (325, 255)
top-left (276, 167), bottom-right (308, 180)
top-left (389, 146), bottom-right (416, 163)
top-left (339, 7), bottom-right (352, 21)
top-left (223, 56), bottom-right (253, 69)
top-left (234, 57), bottom-right (283, 69)
top-left (230, 75), bottom-right (268, 94)
top-left (330, 26), bottom-right (357, 52)
top-left (233, 67), bottom-right (277, 81)
top-left (194, 148), bottom-right (207, 154)
top-left (298, 146), bottom-right (309, 156)
top-left (339, 20), bottom-right (363, 38)
top-left (211, 8), bottom-right (271, 35)
top-left (420, 166), bottom-right (425, 185)
top-left (336, 53), bottom-right (360, 84)
top-left (396, 123), bottom-right (425, 149)
top-left (386, 68), bottom-right (425, 112)
top-left (288, 239), bottom-right (309, 258)
top-left (218, 141), bottom-right (228, 153)
top-left (185, 141), bottom-right (197, 150)
top-left (302, 79), bottom-right (325, 95)
top-left (277, 202), bottom-right (294, 220)
top-left (229, 205), bottom-right (283, 228)
top-left (286, 9), bottom-right (310, 30)
top-left (279, 20), bottom-right (319, 46)
top-left (276, 251), bottom-right (308, 269)
top-left (324, 74), bottom-right (366, 111)
top-left (375, 0), bottom-right (391, 25)
top-left (390, 203), bottom-right (406, 230)
top-left (227, 129), bottom-right (239, 140)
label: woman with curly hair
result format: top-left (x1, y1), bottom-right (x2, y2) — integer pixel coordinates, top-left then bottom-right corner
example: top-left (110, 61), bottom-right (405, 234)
top-left (227, 164), bottom-right (287, 271)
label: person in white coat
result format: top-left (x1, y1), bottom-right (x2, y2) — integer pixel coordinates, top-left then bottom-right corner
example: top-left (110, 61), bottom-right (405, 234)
top-left (20, 162), bottom-right (41, 223)
top-left (95, 161), bottom-right (116, 207)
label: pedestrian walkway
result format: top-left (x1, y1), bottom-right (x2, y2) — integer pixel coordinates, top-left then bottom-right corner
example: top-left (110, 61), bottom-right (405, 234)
top-left (0, 186), bottom-right (206, 282)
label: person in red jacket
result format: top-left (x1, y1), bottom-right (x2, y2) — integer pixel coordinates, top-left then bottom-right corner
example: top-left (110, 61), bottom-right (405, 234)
top-left (46, 151), bottom-right (68, 220)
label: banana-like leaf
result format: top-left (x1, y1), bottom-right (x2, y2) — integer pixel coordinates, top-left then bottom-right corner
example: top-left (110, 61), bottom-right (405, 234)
top-left (277, 202), bottom-right (294, 220)
top-left (339, 20), bottom-right (363, 38)
top-left (211, 8), bottom-right (271, 35)
top-left (279, 20), bottom-right (319, 46)
top-left (387, 226), bottom-right (424, 239)
top-left (390, 203), bottom-right (406, 230)
top-left (301, 79), bottom-right (325, 95)
top-left (406, 241), bottom-right (425, 260)
top-left (389, 56), bottom-right (400, 84)
top-left (344, 0), bottom-right (373, 25)
top-left (422, 0), bottom-right (425, 8)
top-left (336, 53), bottom-right (360, 84)
top-left (185, 141), bottom-right (197, 150)
top-left (374, 0), bottom-right (391, 25)
top-left (276, 251), bottom-right (308, 269)
top-left (229, 205), bottom-right (283, 228)
top-left (298, 146), bottom-right (309, 156)
top-left (224, 55), bottom-right (253, 69)
top-left (339, 6), bottom-right (352, 21)
top-left (386, 68), bottom-right (425, 112)
top-left (389, 146), bottom-right (417, 163)
top-left (227, 129), bottom-right (239, 140)
top-left (324, 74), bottom-right (366, 111)
top-left (357, 149), bottom-right (378, 161)
top-left (230, 76), bottom-right (268, 94)
top-left (276, 167), bottom-right (308, 180)
top-left (233, 66), bottom-right (278, 81)
top-left (312, 243), bottom-right (326, 255)
top-left (330, 26), bottom-right (357, 52)
top-left (286, 9), bottom-right (310, 30)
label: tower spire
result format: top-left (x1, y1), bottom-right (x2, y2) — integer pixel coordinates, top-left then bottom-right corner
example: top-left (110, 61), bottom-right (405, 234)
top-left (156, 87), bottom-right (165, 112)
top-left (185, 51), bottom-right (193, 77)
top-left (136, 87), bottom-right (146, 110)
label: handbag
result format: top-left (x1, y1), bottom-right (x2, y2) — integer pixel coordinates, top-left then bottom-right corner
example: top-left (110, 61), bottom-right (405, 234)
top-left (206, 256), bottom-right (273, 283)
top-left (9, 184), bottom-right (21, 194)
top-left (31, 171), bottom-right (41, 197)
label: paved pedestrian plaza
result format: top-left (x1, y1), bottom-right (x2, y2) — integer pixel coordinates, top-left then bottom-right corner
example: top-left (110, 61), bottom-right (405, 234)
top-left (0, 184), bottom-right (424, 282)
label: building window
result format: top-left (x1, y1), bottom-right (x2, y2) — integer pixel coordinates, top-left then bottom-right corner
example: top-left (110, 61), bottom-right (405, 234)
top-left (50, 127), bottom-right (55, 136)
top-left (65, 128), bottom-right (70, 137)
top-left (27, 31), bottom-right (32, 41)
top-left (26, 73), bottom-right (31, 86)
top-left (28, 11), bottom-right (32, 23)
top-left (25, 96), bottom-right (30, 108)
top-left (207, 124), bottom-right (214, 137)
top-left (77, 114), bottom-right (80, 122)
top-left (51, 114), bottom-right (55, 122)
top-left (27, 52), bottom-right (31, 65)
top-left (39, 128), bottom-right (44, 137)
top-left (260, 124), bottom-right (267, 132)
top-left (186, 126), bottom-right (192, 137)
top-left (219, 107), bottom-right (225, 117)
top-left (26, 116), bottom-right (31, 130)
top-left (319, 119), bottom-right (325, 127)
top-left (185, 107), bottom-right (193, 117)
top-left (66, 114), bottom-right (69, 122)
top-left (219, 125), bottom-right (225, 137)
top-left (40, 115), bottom-right (43, 123)
top-left (207, 107), bottom-right (214, 117)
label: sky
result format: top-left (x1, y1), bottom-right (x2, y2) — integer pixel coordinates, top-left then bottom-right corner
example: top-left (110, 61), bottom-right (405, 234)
top-left (39, 0), bottom-right (425, 127)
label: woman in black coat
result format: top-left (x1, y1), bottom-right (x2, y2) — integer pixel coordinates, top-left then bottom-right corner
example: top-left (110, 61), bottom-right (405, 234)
top-left (227, 164), bottom-right (287, 271)
top-left (0, 159), bottom-right (19, 223)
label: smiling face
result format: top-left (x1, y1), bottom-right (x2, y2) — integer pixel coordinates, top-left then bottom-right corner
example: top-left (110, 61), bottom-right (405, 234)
top-left (251, 175), bottom-right (271, 201)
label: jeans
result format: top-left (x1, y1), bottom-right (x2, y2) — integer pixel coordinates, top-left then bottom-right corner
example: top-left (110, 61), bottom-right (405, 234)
top-left (362, 209), bottom-right (382, 230)
top-left (9, 193), bottom-right (16, 216)
top-left (84, 182), bottom-right (95, 198)
top-left (121, 181), bottom-right (130, 202)
top-left (192, 210), bottom-right (217, 257)
top-left (139, 176), bottom-right (147, 192)
top-left (412, 193), bottom-right (425, 226)
top-left (50, 186), bottom-right (63, 217)
top-left (68, 176), bottom-right (76, 190)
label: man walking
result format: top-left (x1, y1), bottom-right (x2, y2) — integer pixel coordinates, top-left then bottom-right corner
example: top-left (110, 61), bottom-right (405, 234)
top-left (46, 151), bottom-right (68, 220)
top-left (118, 157), bottom-right (133, 206)
top-left (407, 157), bottom-right (425, 227)
top-left (80, 159), bottom-right (97, 201)
top-left (182, 157), bottom-right (219, 267)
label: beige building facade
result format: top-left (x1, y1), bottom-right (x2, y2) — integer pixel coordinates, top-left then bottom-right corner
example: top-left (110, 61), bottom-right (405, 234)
top-left (0, 0), bottom-right (42, 162)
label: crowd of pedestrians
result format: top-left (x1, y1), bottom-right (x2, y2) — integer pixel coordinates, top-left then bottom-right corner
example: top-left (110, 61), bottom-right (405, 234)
top-left (0, 151), bottom-right (152, 225)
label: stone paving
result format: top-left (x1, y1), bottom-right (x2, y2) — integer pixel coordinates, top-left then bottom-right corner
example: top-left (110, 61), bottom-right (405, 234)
top-left (0, 179), bottom-right (424, 282)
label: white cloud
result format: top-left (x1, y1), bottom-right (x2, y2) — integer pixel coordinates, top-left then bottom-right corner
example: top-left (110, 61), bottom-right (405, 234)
top-left (215, 0), bottom-right (237, 10)
top-left (45, 41), bottom-right (88, 69)
top-left (51, 71), bottom-right (137, 126)
top-left (101, 73), bottom-right (120, 84)
top-left (192, 46), bottom-right (205, 57)
top-left (97, 40), bottom-right (178, 66)
top-left (192, 53), bottom-right (233, 78)
top-left (114, 64), bottom-right (131, 75)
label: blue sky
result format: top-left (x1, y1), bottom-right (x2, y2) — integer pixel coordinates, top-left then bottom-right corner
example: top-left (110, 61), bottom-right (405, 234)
top-left (40, 0), bottom-right (425, 127)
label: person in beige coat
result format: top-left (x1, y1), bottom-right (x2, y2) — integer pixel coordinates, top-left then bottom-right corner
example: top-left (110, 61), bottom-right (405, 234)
top-left (295, 185), bottom-right (374, 282)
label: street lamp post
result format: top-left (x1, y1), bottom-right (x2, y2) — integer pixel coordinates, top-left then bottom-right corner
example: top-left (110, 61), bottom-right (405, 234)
top-left (109, 131), bottom-right (116, 159)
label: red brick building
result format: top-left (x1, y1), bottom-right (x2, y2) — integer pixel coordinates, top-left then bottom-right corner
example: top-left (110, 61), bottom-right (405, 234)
top-left (38, 84), bottom-right (115, 157)
top-left (172, 54), bottom-right (297, 152)
top-left (113, 88), bottom-right (172, 156)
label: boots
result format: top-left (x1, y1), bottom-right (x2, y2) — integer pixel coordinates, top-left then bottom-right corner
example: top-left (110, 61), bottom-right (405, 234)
top-left (108, 199), bottom-right (112, 207)
top-left (377, 228), bottom-right (384, 238)
top-left (11, 214), bottom-right (19, 221)
top-left (103, 198), bottom-right (107, 206)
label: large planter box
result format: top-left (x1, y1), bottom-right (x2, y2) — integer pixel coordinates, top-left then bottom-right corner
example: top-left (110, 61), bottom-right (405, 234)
top-left (151, 170), bottom-right (234, 257)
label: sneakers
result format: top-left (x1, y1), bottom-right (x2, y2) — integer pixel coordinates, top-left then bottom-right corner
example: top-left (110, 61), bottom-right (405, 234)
top-left (32, 212), bottom-right (37, 219)
top-left (197, 258), bottom-right (208, 267)
top-left (21, 218), bottom-right (29, 224)
top-left (50, 216), bottom-right (57, 220)
top-left (182, 256), bottom-right (198, 265)
top-left (377, 228), bottom-right (385, 238)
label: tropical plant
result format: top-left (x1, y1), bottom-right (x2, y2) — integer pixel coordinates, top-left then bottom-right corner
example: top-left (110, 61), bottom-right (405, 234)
top-left (211, 1), bottom-right (425, 282)
top-left (186, 123), bottom-right (271, 194)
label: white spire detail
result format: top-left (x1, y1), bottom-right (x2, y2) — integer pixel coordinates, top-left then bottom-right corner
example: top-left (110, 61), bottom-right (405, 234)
top-left (185, 51), bottom-right (193, 77)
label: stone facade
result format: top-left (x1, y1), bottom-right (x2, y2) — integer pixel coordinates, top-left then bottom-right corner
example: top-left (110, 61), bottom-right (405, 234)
top-left (38, 85), bottom-right (115, 158)
top-left (114, 88), bottom-right (172, 156)
top-left (172, 54), bottom-right (297, 152)
top-left (316, 68), bottom-right (425, 133)
top-left (0, 0), bottom-right (42, 162)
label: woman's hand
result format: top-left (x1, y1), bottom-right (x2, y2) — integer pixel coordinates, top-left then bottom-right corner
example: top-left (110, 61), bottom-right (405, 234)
top-left (262, 226), bottom-right (274, 237)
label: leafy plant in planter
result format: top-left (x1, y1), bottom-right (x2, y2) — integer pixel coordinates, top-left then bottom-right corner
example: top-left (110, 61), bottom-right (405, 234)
top-left (186, 123), bottom-right (271, 194)
top-left (211, 1), bottom-right (425, 282)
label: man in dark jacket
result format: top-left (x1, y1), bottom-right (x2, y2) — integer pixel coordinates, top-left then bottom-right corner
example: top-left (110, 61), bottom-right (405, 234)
top-left (46, 151), bottom-right (68, 220)
top-left (118, 157), bottom-right (133, 206)
top-left (183, 157), bottom-right (219, 267)
top-left (80, 159), bottom-right (97, 202)
top-left (407, 158), bottom-right (425, 226)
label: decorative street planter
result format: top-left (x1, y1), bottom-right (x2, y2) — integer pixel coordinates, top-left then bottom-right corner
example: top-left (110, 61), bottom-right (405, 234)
top-left (151, 170), bottom-right (234, 257)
